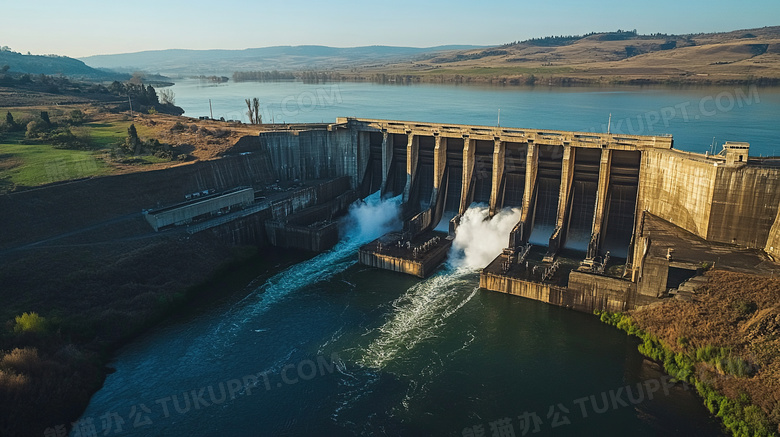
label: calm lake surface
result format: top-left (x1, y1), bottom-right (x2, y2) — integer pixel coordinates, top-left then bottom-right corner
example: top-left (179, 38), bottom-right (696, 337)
top-left (168, 79), bottom-right (780, 156)
top-left (75, 80), bottom-right (780, 436)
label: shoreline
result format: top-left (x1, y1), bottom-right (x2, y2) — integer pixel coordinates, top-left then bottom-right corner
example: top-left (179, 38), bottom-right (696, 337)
top-left (595, 270), bottom-right (780, 436)
top-left (229, 72), bottom-right (780, 88)
top-left (0, 240), bottom-right (311, 436)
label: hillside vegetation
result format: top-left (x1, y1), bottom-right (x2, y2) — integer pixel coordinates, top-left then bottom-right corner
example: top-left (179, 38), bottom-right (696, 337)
top-left (602, 270), bottom-right (780, 436)
top-left (353, 26), bottom-right (780, 85)
top-left (0, 48), bottom-right (125, 80)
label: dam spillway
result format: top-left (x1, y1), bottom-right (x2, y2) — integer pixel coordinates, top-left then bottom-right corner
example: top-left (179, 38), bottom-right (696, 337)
top-left (256, 117), bottom-right (780, 311)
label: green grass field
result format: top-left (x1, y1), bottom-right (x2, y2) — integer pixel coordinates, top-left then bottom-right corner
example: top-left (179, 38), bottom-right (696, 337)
top-left (0, 133), bottom-right (111, 191)
top-left (0, 111), bottom-right (162, 192)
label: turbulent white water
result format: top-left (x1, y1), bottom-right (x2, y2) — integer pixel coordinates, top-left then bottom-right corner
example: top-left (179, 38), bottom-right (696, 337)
top-left (358, 272), bottom-right (479, 370)
top-left (331, 204), bottom-right (524, 430)
top-left (448, 204), bottom-right (522, 269)
top-left (358, 204), bottom-right (521, 370)
top-left (203, 191), bottom-right (402, 349)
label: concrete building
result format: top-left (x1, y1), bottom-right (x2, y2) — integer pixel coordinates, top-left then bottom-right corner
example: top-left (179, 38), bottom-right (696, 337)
top-left (145, 187), bottom-right (255, 231)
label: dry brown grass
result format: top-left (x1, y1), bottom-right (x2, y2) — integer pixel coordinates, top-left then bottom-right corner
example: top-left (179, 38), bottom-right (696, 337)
top-left (631, 270), bottom-right (780, 429)
top-left (364, 27), bottom-right (780, 84)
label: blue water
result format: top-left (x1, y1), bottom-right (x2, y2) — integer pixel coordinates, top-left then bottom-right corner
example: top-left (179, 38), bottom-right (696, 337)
top-left (169, 79), bottom-right (780, 156)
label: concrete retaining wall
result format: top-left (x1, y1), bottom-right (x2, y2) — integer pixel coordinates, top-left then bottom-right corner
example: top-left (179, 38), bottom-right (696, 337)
top-left (480, 270), bottom-right (632, 313)
top-left (766, 209), bottom-right (780, 260)
top-left (639, 150), bottom-right (717, 239)
top-left (265, 221), bottom-right (340, 252)
top-left (269, 176), bottom-right (351, 220)
top-left (358, 242), bottom-right (451, 278)
top-left (261, 129), bottom-right (368, 188)
top-left (708, 165), bottom-right (780, 247)
top-left (208, 208), bottom-right (271, 247)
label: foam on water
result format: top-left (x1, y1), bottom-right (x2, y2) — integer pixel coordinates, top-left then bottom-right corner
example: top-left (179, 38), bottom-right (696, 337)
top-left (357, 205), bottom-right (520, 370)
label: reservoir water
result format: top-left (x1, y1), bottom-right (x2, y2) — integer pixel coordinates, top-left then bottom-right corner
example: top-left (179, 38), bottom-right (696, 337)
top-left (75, 80), bottom-right (780, 436)
top-left (167, 79), bottom-right (780, 156)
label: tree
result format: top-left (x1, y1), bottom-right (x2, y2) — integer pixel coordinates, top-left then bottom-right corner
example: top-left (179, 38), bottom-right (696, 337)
top-left (130, 71), bottom-right (144, 85)
top-left (108, 81), bottom-right (124, 95)
top-left (125, 123), bottom-right (140, 154)
top-left (253, 97), bottom-right (261, 124)
top-left (69, 109), bottom-right (85, 125)
top-left (6, 111), bottom-right (14, 126)
top-left (26, 120), bottom-right (44, 139)
top-left (245, 98), bottom-right (254, 124)
top-left (158, 88), bottom-right (175, 105)
top-left (246, 98), bottom-right (262, 124)
top-left (146, 85), bottom-right (158, 105)
top-left (40, 111), bottom-right (50, 126)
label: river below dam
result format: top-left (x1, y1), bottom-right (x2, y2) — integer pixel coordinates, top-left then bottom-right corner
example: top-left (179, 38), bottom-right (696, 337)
top-left (77, 197), bottom-right (725, 436)
top-left (74, 81), bottom-right (780, 436)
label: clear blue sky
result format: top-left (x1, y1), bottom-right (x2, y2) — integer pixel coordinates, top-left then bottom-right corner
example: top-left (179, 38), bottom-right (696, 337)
top-left (3, 0), bottom-right (778, 58)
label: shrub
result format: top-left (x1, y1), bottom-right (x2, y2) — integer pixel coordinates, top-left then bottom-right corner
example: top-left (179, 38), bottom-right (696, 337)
top-left (13, 312), bottom-right (47, 334)
top-left (213, 128), bottom-right (231, 138)
top-left (68, 109), bottom-right (85, 125)
top-left (25, 120), bottom-right (45, 139)
top-left (732, 300), bottom-right (757, 320)
top-left (170, 121), bottom-right (187, 132)
top-left (0, 347), bottom-right (42, 375)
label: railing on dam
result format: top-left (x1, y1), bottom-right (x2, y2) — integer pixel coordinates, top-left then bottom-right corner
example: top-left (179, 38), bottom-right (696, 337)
top-left (337, 117), bottom-right (674, 150)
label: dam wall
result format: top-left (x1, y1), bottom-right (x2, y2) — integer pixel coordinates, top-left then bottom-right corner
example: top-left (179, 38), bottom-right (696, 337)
top-left (253, 118), bottom-right (780, 311)
top-left (708, 165), bottom-right (780, 247)
top-left (765, 208), bottom-right (780, 259)
top-left (639, 148), bottom-right (780, 248)
top-left (638, 149), bottom-right (718, 239)
top-left (260, 128), bottom-right (369, 189)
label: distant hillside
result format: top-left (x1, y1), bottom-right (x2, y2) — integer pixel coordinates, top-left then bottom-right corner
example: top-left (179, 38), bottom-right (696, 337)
top-left (0, 49), bottom-right (125, 80)
top-left (79, 45), bottom-right (485, 75)
top-left (370, 26), bottom-right (780, 85)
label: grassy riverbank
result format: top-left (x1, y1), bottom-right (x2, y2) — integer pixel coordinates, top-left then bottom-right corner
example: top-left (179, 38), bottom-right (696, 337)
top-left (596, 270), bottom-right (780, 436)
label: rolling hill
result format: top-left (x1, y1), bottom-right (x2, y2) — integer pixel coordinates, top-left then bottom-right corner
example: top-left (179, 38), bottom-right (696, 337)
top-left (79, 45), bottom-right (485, 75)
top-left (0, 49), bottom-right (125, 80)
top-left (368, 26), bottom-right (780, 84)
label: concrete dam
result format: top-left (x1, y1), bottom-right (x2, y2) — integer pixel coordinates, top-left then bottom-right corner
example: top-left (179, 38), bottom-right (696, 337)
top-left (246, 117), bottom-right (780, 312)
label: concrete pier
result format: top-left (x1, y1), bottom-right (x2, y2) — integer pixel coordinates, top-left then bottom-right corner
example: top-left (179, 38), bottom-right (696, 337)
top-left (359, 231), bottom-right (453, 278)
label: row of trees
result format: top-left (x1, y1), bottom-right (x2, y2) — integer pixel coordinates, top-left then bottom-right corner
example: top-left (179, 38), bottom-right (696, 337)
top-left (120, 123), bottom-right (182, 160)
top-left (232, 70), bottom-right (295, 82)
top-left (245, 98), bottom-right (262, 124)
top-left (105, 81), bottom-right (181, 115)
top-left (1, 109), bottom-right (92, 149)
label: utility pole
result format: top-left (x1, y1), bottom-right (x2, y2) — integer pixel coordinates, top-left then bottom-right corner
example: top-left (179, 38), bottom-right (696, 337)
top-left (607, 113), bottom-right (612, 134)
top-left (128, 95), bottom-right (133, 118)
top-left (497, 108), bottom-right (501, 127)
top-left (209, 99), bottom-right (213, 120)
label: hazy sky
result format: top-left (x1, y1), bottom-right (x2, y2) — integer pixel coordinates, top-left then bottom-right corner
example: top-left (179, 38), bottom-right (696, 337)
top-left (3, 0), bottom-right (778, 58)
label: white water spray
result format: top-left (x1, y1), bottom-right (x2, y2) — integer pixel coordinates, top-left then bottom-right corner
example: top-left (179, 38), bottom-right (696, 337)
top-left (358, 204), bottom-right (521, 370)
top-left (208, 191), bottom-right (402, 344)
top-left (341, 191), bottom-right (403, 241)
top-left (448, 204), bottom-right (522, 269)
